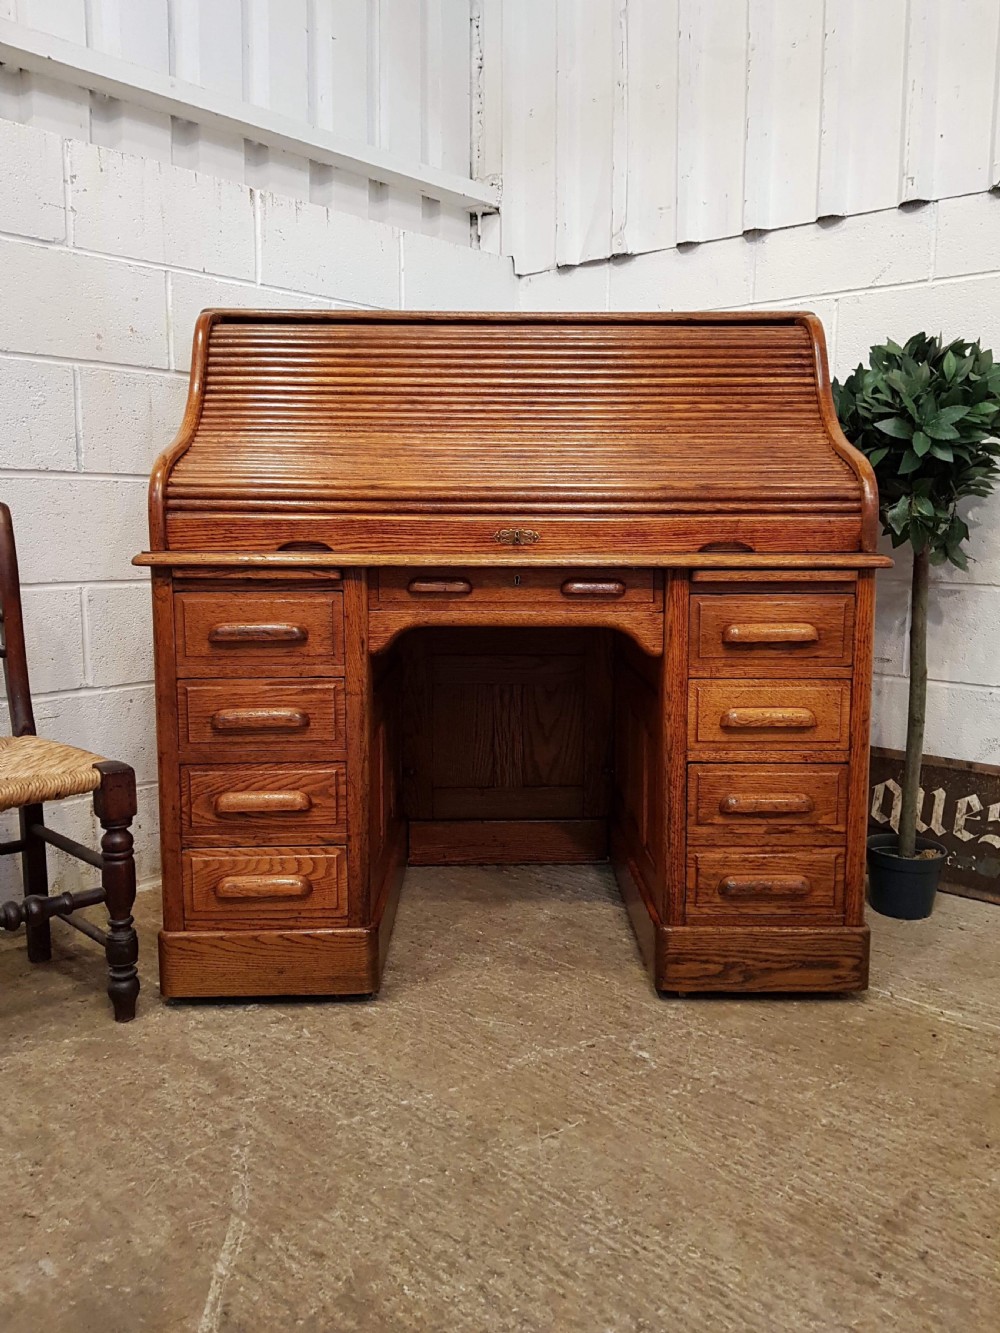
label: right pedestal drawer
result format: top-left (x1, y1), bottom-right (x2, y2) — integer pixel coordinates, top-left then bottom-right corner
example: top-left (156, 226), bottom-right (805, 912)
top-left (686, 848), bottom-right (845, 921)
top-left (688, 680), bottom-right (851, 751)
top-left (684, 580), bottom-right (859, 927)
top-left (689, 592), bottom-right (854, 674)
top-left (688, 763), bottom-right (848, 843)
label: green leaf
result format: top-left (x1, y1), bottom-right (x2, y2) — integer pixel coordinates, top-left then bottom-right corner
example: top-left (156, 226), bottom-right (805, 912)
top-left (885, 495), bottom-right (910, 534)
top-left (912, 496), bottom-right (935, 518)
top-left (929, 441), bottom-right (954, 462)
top-left (874, 416), bottom-right (913, 439)
top-left (947, 515), bottom-right (971, 545)
top-left (912, 430), bottom-right (931, 455)
top-left (898, 450), bottom-right (923, 474)
top-left (867, 446), bottom-right (890, 467)
top-left (943, 349), bottom-right (957, 379)
top-left (924, 421), bottom-right (960, 440)
top-left (934, 405), bottom-right (969, 425)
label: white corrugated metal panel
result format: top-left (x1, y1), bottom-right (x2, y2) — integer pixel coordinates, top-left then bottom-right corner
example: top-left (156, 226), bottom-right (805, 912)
top-left (497, 0), bottom-right (1000, 274)
top-left (88, 0), bottom-right (173, 160)
top-left (0, 0), bottom-right (485, 234)
top-left (169, 0), bottom-right (246, 179)
top-left (903, 0), bottom-right (1000, 201)
top-left (554, 0), bottom-right (616, 266)
top-left (471, 0), bottom-right (503, 254)
top-left (615, 0), bottom-right (678, 257)
top-left (818, 0), bottom-right (909, 217)
top-left (675, 0), bottom-right (749, 246)
top-left (743, 0), bottom-right (825, 231)
top-left (500, 0), bottom-right (558, 273)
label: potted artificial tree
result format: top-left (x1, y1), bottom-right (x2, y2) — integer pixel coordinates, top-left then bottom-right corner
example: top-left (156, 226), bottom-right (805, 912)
top-left (834, 333), bottom-right (1000, 919)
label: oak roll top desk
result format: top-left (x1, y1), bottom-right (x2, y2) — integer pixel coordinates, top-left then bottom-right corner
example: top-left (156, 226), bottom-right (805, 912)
top-left (137, 311), bottom-right (889, 1000)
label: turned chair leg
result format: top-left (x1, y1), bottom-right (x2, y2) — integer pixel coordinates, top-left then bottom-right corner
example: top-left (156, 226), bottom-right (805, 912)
top-left (93, 761), bottom-right (140, 1023)
top-left (20, 802), bottom-right (51, 963)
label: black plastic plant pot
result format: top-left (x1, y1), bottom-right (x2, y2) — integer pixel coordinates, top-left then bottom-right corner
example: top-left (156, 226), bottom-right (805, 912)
top-left (866, 833), bottom-right (947, 920)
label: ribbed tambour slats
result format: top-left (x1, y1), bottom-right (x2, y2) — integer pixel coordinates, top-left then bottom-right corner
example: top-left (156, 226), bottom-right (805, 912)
top-left (166, 315), bottom-right (860, 513)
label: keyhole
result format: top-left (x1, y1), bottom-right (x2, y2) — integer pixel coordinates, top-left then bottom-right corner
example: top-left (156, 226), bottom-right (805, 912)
top-left (513, 574), bottom-right (521, 587)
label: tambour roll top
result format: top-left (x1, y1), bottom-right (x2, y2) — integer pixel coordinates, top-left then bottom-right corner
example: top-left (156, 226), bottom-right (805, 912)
top-left (151, 311), bottom-right (878, 560)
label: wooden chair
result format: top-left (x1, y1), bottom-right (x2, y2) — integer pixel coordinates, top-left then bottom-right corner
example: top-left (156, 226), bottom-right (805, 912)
top-left (0, 502), bottom-right (139, 1021)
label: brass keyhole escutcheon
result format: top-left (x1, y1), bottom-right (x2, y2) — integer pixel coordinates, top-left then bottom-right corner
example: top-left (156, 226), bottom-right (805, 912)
top-left (513, 574), bottom-right (521, 587)
top-left (494, 527), bottom-right (540, 546)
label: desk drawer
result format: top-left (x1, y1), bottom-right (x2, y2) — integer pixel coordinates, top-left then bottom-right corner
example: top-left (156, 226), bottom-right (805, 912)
top-left (687, 849), bottom-right (844, 920)
top-left (688, 763), bottom-right (848, 842)
top-left (374, 567), bottom-right (658, 606)
top-left (183, 847), bottom-right (347, 925)
top-left (690, 593), bottom-right (853, 674)
top-left (178, 679), bottom-right (346, 759)
top-left (175, 591), bottom-right (343, 676)
top-left (689, 680), bottom-right (850, 752)
top-left (181, 763), bottom-right (346, 842)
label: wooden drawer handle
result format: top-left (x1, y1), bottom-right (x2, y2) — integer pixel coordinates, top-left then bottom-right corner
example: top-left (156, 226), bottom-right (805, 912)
top-left (722, 622), bottom-right (820, 645)
top-left (721, 707), bottom-right (816, 730)
top-left (719, 794), bottom-right (815, 816)
top-left (210, 707), bottom-right (310, 733)
top-left (214, 790), bottom-right (313, 815)
top-left (407, 578), bottom-right (473, 595)
top-left (215, 874), bottom-right (312, 900)
top-left (208, 622), bottom-right (308, 644)
top-left (561, 579), bottom-right (626, 598)
top-left (718, 876), bottom-right (811, 900)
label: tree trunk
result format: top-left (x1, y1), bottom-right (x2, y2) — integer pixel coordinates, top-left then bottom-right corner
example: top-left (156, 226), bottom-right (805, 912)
top-left (898, 546), bottom-right (929, 857)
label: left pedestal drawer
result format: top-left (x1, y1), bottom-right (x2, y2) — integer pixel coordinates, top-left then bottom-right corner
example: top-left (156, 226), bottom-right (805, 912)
top-left (177, 679), bottom-right (347, 760)
top-left (183, 847), bottom-right (348, 926)
top-left (181, 764), bottom-right (346, 843)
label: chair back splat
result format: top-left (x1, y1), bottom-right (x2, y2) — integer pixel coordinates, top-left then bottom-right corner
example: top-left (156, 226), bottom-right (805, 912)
top-left (0, 501), bottom-right (36, 738)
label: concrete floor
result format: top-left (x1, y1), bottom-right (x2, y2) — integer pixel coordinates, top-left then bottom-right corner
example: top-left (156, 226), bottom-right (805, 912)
top-left (1, 866), bottom-right (997, 1333)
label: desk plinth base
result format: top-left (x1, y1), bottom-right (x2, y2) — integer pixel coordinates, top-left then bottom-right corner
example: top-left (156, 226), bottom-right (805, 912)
top-left (159, 857), bottom-right (405, 1000)
top-left (159, 928), bottom-right (381, 998)
top-left (616, 858), bottom-right (870, 995)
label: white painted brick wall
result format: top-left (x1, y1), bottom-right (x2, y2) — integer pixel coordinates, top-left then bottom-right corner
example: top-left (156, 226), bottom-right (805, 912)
top-left (2, 110), bottom-right (998, 911)
top-left (608, 237), bottom-right (755, 312)
top-left (68, 143), bottom-right (257, 280)
top-left (0, 118), bottom-right (516, 904)
top-left (401, 232), bottom-right (519, 310)
top-left (0, 119), bottom-right (65, 242)
top-left (0, 238), bottom-right (170, 366)
top-left (259, 194), bottom-right (401, 307)
top-left (77, 368), bottom-right (188, 474)
top-left (0, 356), bottom-right (77, 470)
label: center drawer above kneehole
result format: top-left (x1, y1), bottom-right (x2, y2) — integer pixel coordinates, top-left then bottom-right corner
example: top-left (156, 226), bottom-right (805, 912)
top-left (372, 567), bottom-right (659, 606)
top-left (175, 591), bottom-right (344, 676)
top-left (689, 592), bottom-right (854, 674)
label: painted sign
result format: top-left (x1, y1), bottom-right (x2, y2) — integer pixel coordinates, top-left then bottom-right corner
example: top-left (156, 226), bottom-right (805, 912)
top-left (868, 748), bottom-right (1000, 901)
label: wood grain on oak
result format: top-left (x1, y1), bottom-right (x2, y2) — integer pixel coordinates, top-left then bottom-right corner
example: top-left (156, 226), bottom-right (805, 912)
top-left (181, 763), bottom-right (346, 842)
top-left (144, 310), bottom-right (883, 999)
top-left (183, 847), bottom-right (347, 925)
